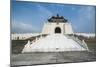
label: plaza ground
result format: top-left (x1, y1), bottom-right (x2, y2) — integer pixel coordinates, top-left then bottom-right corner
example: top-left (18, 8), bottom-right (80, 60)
top-left (11, 37), bottom-right (96, 66)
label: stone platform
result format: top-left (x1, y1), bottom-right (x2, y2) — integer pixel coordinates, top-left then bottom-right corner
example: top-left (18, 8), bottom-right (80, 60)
top-left (11, 51), bottom-right (96, 66)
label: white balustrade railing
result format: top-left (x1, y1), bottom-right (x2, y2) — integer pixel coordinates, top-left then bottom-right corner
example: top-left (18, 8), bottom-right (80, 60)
top-left (64, 34), bottom-right (89, 50)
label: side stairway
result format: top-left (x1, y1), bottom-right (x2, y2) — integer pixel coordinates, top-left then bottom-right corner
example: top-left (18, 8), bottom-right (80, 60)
top-left (64, 34), bottom-right (89, 51)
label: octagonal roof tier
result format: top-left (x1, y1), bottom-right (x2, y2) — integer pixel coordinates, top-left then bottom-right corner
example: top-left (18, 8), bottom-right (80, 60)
top-left (48, 14), bottom-right (68, 23)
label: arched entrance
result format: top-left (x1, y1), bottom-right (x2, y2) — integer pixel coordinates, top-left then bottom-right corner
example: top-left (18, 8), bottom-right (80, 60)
top-left (55, 27), bottom-right (61, 33)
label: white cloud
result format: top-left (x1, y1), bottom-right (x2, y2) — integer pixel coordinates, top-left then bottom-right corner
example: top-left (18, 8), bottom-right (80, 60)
top-left (72, 6), bottom-right (95, 33)
top-left (37, 5), bottom-right (53, 18)
top-left (11, 5), bottom-right (53, 33)
top-left (71, 7), bottom-right (76, 11)
top-left (78, 6), bottom-right (95, 20)
top-left (11, 21), bottom-right (39, 33)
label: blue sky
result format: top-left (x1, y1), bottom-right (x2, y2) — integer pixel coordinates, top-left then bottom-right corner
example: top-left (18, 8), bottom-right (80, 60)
top-left (11, 1), bottom-right (96, 33)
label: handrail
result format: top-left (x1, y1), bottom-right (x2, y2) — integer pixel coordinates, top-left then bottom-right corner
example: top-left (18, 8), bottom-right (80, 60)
top-left (64, 34), bottom-right (89, 50)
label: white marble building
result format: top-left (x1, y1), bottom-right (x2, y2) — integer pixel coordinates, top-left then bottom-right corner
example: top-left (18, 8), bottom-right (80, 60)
top-left (19, 14), bottom-right (91, 53)
top-left (42, 14), bottom-right (73, 34)
top-left (12, 14), bottom-right (95, 40)
top-left (11, 14), bottom-right (96, 52)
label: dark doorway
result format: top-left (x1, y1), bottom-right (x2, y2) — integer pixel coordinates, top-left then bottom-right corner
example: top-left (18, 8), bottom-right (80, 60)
top-left (55, 27), bottom-right (61, 33)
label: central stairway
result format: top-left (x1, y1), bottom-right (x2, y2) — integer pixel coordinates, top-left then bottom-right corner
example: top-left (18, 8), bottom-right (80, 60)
top-left (22, 34), bottom-right (89, 53)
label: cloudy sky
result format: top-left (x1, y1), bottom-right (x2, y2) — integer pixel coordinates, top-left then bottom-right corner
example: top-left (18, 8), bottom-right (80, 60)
top-left (11, 1), bottom-right (96, 33)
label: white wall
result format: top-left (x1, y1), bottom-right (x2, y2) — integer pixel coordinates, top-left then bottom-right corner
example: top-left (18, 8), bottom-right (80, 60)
top-left (42, 22), bottom-right (73, 34)
top-left (12, 33), bottom-right (40, 40)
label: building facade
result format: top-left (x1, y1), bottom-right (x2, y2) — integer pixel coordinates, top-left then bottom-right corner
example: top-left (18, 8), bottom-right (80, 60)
top-left (42, 14), bottom-right (73, 34)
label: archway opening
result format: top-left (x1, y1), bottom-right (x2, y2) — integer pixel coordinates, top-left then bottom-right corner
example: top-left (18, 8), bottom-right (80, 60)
top-left (55, 27), bottom-right (61, 33)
